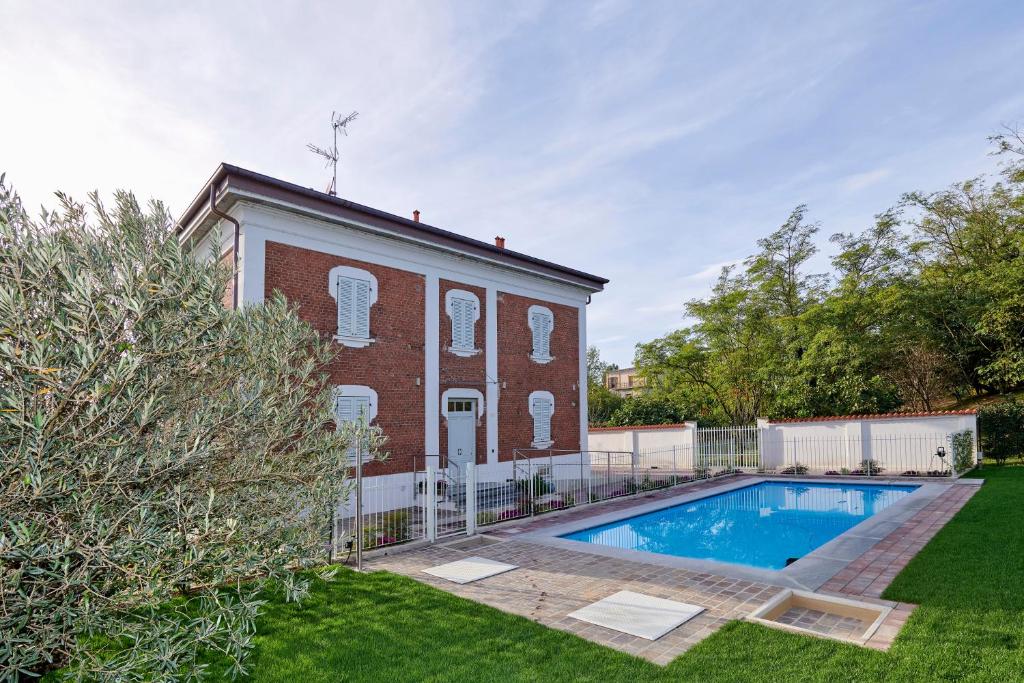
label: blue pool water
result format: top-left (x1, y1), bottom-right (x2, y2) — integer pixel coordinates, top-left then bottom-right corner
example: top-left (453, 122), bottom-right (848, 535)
top-left (561, 482), bottom-right (918, 570)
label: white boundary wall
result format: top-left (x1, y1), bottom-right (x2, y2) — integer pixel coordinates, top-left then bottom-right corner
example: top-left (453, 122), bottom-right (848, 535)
top-left (588, 422), bottom-right (697, 454)
top-left (758, 413), bottom-right (978, 474)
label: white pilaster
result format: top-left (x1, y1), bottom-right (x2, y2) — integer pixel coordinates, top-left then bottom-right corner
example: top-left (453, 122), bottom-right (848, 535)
top-left (425, 274), bottom-right (440, 457)
top-left (237, 211), bottom-right (266, 306)
top-left (578, 303), bottom-right (588, 452)
top-left (485, 287), bottom-right (499, 464)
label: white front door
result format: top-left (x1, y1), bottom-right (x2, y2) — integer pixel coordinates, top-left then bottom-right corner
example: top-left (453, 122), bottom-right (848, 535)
top-left (446, 398), bottom-right (477, 468)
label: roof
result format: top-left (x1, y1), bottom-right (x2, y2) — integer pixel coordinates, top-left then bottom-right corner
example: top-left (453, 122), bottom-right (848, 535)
top-left (177, 163), bottom-right (608, 291)
top-left (589, 423), bottom-right (690, 432)
top-left (768, 409), bottom-right (977, 424)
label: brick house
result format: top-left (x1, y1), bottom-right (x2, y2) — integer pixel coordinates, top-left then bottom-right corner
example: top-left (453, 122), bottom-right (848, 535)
top-left (178, 164), bottom-right (607, 483)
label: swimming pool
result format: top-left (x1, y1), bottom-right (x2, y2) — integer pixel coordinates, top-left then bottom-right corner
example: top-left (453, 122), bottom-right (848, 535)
top-left (560, 481), bottom-right (919, 570)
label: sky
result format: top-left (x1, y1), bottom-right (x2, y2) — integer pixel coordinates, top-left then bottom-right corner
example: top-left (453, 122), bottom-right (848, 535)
top-left (2, 0), bottom-right (1023, 367)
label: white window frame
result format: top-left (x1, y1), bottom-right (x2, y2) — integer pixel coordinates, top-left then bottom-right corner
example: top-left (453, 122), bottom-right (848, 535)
top-left (329, 265), bottom-right (378, 348)
top-left (333, 385), bottom-right (379, 462)
top-left (440, 388), bottom-right (485, 421)
top-left (528, 390), bottom-right (555, 449)
top-left (527, 305), bottom-right (554, 363)
top-left (444, 289), bottom-right (481, 357)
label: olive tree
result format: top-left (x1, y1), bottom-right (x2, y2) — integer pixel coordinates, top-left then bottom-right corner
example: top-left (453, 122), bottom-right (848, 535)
top-left (0, 177), bottom-right (363, 680)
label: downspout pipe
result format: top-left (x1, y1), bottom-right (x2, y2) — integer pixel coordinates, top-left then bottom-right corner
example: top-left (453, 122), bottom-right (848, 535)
top-left (209, 184), bottom-right (241, 310)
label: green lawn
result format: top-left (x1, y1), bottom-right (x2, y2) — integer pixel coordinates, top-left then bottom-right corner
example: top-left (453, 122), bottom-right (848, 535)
top-left (212, 466), bottom-right (1024, 682)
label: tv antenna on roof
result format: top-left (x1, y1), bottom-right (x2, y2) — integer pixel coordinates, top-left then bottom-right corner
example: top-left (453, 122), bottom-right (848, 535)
top-left (307, 110), bottom-right (358, 196)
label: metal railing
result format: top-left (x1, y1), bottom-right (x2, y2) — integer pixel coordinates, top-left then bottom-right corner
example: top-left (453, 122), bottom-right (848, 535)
top-left (696, 425), bottom-right (761, 469)
top-left (759, 433), bottom-right (965, 478)
top-left (333, 431), bottom-right (976, 558)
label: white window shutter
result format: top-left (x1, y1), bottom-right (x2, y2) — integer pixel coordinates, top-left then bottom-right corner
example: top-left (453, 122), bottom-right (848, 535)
top-left (337, 275), bottom-right (371, 339)
top-left (461, 299), bottom-right (475, 349)
top-left (451, 297), bottom-right (475, 350)
top-left (530, 310), bottom-right (552, 359)
top-left (452, 298), bottom-right (465, 348)
top-left (337, 276), bottom-right (355, 336)
top-left (536, 313), bottom-right (544, 358)
top-left (532, 398), bottom-right (552, 444)
top-left (335, 395), bottom-right (371, 424)
top-left (336, 394), bottom-right (372, 461)
top-left (353, 279), bottom-right (371, 338)
top-left (541, 315), bottom-right (551, 356)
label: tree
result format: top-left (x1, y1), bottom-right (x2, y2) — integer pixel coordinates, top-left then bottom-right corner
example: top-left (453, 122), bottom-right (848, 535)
top-left (605, 395), bottom-right (682, 427)
top-left (794, 212), bottom-right (908, 415)
top-left (0, 179), bottom-right (371, 680)
top-left (585, 346), bottom-right (622, 424)
top-left (902, 162), bottom-right (1024, 392)
top-left (586, 345), bottom-right (617, 387)
top-left (636, 125), bottom-right (1024, 420)
top-left (637, 207), bottom-right (825, 424)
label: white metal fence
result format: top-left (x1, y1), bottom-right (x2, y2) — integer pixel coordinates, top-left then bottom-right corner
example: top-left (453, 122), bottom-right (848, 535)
top-left (760, 433), bottom-right (960, 477)
top-left (333, 430), bottom-right (976, 557)
top-left (697, 425), bottom-right (761, 469)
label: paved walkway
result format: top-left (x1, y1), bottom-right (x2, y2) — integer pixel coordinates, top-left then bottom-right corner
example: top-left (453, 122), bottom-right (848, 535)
top-left (366, 477), bottom-right (979, 663)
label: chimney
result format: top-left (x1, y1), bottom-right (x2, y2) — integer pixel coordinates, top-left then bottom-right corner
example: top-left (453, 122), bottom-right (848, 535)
top-left (412, 210), bottom-right (420, 223)
top-left (495, 236), bottom-right (506, 249)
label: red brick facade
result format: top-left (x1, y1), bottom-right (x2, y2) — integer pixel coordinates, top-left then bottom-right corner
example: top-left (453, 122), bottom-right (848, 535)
top-left (262, 241), bottom-right (582, 474)
top-left (264, 241), bottom-right (426, 475)
top-left (497, 292), bottom-right (581, 459)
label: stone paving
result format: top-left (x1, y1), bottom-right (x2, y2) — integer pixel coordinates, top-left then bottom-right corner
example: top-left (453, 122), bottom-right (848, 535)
top-left (776, 606), bottom-right (867, 640)
top-left (366, 476), bottom-right (980, 663)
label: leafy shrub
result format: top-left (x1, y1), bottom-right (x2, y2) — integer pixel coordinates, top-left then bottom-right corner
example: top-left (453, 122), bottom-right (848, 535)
top-left (978, 401), bottom-right (1024, 464)
top-left (362, 510), bottom-right (410, 548)
top-left (779, 463), bottom-right (809, 475)
top-left (851, 459), bottom-right (884, 475)
top-left (476, 511), bottom-right (499, 526)
top-left (587, 383), bottom-right (624, 425)
top-left (0, 182), bottom-right (367, 680)
top-left (951, 430), bottom-right (976, 473)
top-left (605, 395), bottom-right (682, 427)
top-left (515, 473), bottom-right (553, 496)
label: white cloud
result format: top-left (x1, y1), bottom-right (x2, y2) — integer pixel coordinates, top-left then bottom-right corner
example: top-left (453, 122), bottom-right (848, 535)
top-left (685, 259), bottom-right (743, 281)
top-left (841, 168), bottom-right (892, 192)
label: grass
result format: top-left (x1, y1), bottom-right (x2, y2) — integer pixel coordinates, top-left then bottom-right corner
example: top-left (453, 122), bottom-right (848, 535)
top-left (205, 465), bottom-right (1024, 682)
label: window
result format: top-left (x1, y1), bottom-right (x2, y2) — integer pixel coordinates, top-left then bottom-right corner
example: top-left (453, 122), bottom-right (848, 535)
top-left (444, 289), bottom-right (480, 357)
top-left (528, 305), bottom-right (554, 363)
top-left (441, 388), bottom-right (485, 419)
top-left (447, 399), bottom-right (474, 413)
top-left (333, 385), bottom-right (378, 462)
top-left (329, 266), bottom-right (378, 348)
top-left (528, 391), bottom-right (554, 448)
